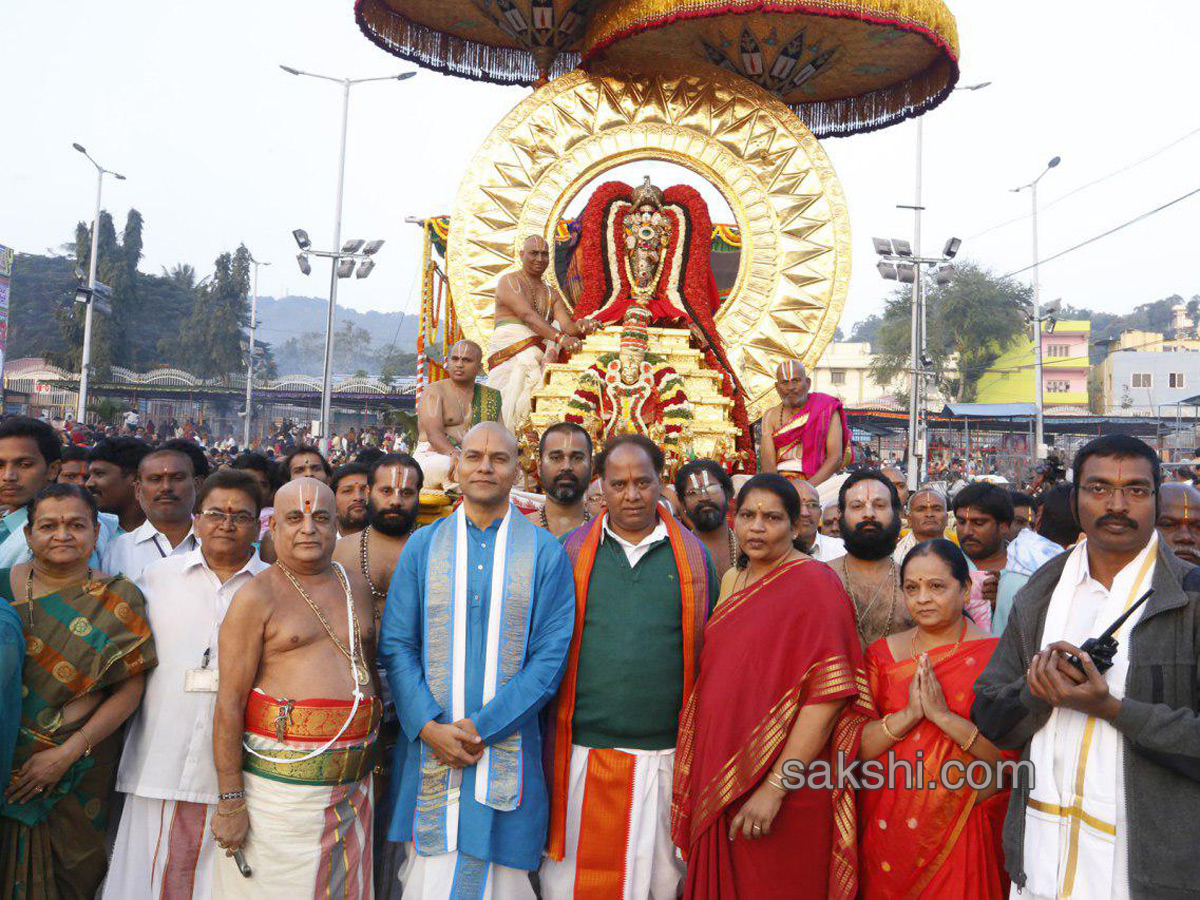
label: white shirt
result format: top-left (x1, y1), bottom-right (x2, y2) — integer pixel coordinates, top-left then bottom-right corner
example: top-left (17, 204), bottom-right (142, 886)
top-left (116, 547), bottom-right (268, 804)
top-left (807, 532), bottom-right (846, 562)
top-left (602, 518), bottom-right (669, 568)
top-left (102, 517), bottom-right (197, 584)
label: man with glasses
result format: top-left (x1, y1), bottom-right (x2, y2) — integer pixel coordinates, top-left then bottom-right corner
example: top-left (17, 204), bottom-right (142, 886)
top-left (974, 435), bottom-right (1200, 900)
top-left (675, 458), bottom-right (738, 576)
top-left (795, 479), bottom-right (845, 561)
top-left (105, 471), bottom-right (268, 899)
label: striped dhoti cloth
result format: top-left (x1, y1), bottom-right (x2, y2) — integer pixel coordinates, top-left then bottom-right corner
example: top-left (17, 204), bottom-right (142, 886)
top-left (212, 690), bottom-right (382, 899)
top-left (540, 746), bottom-right (684, 900)
top-left (104, 796), bottom-right (214, 899)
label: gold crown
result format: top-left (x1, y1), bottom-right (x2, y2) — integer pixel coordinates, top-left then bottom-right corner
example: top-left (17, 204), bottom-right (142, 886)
top-left (630, 176), bottom-right (664, 210)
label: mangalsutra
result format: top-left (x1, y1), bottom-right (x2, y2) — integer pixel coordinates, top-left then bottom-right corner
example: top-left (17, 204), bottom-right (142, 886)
top-left (24, 566), bottom-right (92, 629)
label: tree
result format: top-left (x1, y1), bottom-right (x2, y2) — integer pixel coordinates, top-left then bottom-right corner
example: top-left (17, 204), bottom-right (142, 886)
top-left (169, 246), bottom-right (251, 377)
top-left (848, 313), bottom-right (884, 348)
top-left (869, 260), bottom-right (1030, 402)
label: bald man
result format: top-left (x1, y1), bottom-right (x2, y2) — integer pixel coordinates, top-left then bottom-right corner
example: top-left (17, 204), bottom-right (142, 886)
top-left (380, 423), bottom-right (575, 896)
top-left (414, 339), bottom-right (503, 491)
top-left (212, 478), bottom-right (381, 896)
top-left (759, 358), bottom-right (851, 501)
top-left (1158, 481), bottom-right (1200, 566)
top-left (487, 235), bottom-right (598, 429)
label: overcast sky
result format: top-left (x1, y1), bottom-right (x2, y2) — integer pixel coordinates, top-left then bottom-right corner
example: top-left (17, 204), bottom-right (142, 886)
top-left (2, 1), bottom-right (1198, 342)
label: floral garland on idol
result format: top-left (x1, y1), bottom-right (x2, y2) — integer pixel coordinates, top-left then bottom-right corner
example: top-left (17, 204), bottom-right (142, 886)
top-left (569, 180), bottom-right (754, 469)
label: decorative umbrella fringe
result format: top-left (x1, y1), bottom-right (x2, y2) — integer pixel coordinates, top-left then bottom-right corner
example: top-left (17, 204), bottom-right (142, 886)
top-left (794, 56), bottom-right (959, 138)
top-left (356, 0), bottom-right (581, 87)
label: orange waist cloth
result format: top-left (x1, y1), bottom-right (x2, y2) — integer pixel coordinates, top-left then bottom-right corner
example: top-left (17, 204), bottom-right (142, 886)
top-left (245, 691), bottom-right (381, 743)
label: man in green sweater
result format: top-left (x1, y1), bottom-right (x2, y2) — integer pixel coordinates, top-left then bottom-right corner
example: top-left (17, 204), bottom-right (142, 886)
top-left (541, 434), bottom-right (719, 899)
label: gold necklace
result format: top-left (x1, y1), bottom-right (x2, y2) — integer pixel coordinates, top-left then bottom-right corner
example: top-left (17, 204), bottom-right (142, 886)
top-left (24, 565), bottom-right (92, 629)
top-left (275, 563), bottom-right (368, 686)
top-left (910, 618), bottom-right (968, 660)
top-left (734, 548), bottom-right (797, 594)
top-left (359, 527), bottom-right (387, 603)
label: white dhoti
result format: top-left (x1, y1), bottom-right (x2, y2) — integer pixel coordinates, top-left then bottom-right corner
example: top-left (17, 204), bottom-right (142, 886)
top-left (400, 846), bottom-right (535, 900)
top-left (210, 771), bottom-right (373, 899)
top-left (104, 795), bottom-right (215, 899)
top-left (486, 323), bottom-right (547, 429)
top-left (413, 441), bottom-right (457, 491)
top-left (540, 746), bottom-right (684, 900)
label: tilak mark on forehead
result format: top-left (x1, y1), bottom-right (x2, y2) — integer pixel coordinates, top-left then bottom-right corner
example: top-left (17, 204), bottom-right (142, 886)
top-left (688, 471), bottom-right (715, 491)
top-left (779, 360), bottom-right (802, 381)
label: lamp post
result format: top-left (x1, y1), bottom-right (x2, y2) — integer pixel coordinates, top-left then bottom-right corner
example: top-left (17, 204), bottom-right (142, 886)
top-left (244, 258), bottom-right (270, 449)
top-left (280, 64), bottom-right (415, 452)
top-left (1013, 155), bottom-right (1062, 463)
top-left (71, 143), bottom-right (125, 424)
top-left (874, 238), bottom-right (961, 488)
top-left (894, 81), bottom-right (990, 490)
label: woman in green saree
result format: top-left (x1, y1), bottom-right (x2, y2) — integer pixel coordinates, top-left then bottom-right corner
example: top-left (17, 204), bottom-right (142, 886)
top-left (0, 483), bottom-right (156, 898)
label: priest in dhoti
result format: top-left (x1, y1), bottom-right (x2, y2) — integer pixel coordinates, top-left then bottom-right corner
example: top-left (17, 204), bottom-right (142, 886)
top-left (759, 359), bottom-right (852, 505)
top-left (540, 434), bottom-right (718, 899)
top-left (486, 236), bottom-right (594, 430)
top-left (973, 436), bottom-right (1200, 899)
top-left (380, 423), bottom-right (575, 897)
top-left (414, 341), bottom-right (503, 491)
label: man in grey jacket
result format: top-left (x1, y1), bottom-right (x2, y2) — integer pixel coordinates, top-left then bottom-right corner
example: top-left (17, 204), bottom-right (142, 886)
top-left (973, 434), bottom-right (1200, 900)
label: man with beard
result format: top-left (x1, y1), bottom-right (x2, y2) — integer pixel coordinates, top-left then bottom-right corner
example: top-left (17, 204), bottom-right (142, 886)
top-left (675, 459), bottom-right (738, 576)
top-left (893, 488), bottom-right (951, 562)
top-left (1156, 481), bottom-right (1200, 566)
top-left (953, 482), bottom-right (1032, 636)
top-left (527, 422), bottom-right (593, 538)
top-left (333, 453), bottom-right (423, 626)
top-left (828, 470), bottom-right (912, 647)
top-left (331, 462), bottom-right (370, 537)
top-left (102, 445), bottom-right (199, 584)
top-left (86, 436), bottom-right (151, 533)
top-left (795, 479), bottom-right (845, 561)
top-left (972, 435), bottom-right (1200, 900)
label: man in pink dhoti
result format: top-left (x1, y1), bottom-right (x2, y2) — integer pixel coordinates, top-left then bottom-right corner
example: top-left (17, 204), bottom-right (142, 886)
top-left (760, 359), bottom-right (852, 500)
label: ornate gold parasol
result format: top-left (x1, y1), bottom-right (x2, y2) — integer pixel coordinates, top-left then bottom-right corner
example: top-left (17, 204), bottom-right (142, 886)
top-left (355, 0), bottom-right (594, 85)
top-left (583, 0), bottom-right (959, 136)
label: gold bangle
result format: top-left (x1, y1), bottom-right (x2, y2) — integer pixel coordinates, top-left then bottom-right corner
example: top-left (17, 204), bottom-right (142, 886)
top-left (959, 725), bottom-right (980, 753)
top-left (765, 773), bottom-right (788, 792)
top-left (216, 803), bottom-right (247, 817)
top-left (75, 727), bottom-right (93, 758)
top-left (880, 713), bottom-right (902, 743)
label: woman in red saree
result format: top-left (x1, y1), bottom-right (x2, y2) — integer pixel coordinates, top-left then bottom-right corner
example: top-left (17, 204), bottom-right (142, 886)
top-left (858, 538), bottom-right (1016, 899)
top-left (673, 474), bottom-right (873, 900)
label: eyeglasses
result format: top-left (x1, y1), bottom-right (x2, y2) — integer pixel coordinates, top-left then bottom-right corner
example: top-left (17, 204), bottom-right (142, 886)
top-left (199, 509), bottom-right (257, 527)
top-left (1079, 483), bottom-right (1155, 502)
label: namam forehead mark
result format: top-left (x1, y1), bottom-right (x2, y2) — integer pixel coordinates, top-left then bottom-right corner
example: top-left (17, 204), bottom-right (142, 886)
top-left (449, 339), bottom-right (482, 360)
top-left (775, 359), bottom-right (805, 382)
top-left (523, 235), bottom-right (549, 252)
top-left (383, 464), bottom-right (417, 492)
top-left (795, 480), bottom-right (820, 505)
top-left (463, 422), bottom-right (517, 458)
top-left (687, 470), bottom-right (715, 491)
top-left (548, 432), bottom-right (575, 457)
top-left (275, 477), bottom-right (334, 516)
top-left (912, 489), bottom-right (947, 508)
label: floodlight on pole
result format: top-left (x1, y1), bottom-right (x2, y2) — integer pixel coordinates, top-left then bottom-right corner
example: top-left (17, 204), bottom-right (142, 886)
top-left (297, 253), bottom-right (312, 275)
top-left (72, 141), bottom-right (125, 424)
top-left (362, 239), bottom-right (385, 255)
top-left (892, 239), bottom-right (914, 257)
top-left (942, 237), bottom-right (962, 259)
top-left (341, 239), bottom-right (365, 254)
top-left (877, 260), bottom-right (898, 280)
top-left (1013, 154), bottom-right (1063, 465)
top-left (872, 237), bottom-right (894, 256)
top-left (281, 63), bottom-right (415, 451)
top-left (336, 258), bottom-right (356, 279)
top-left (356, 259), bottom-right (376, 279)
top-left (293, 229), bottom-right (311, 250)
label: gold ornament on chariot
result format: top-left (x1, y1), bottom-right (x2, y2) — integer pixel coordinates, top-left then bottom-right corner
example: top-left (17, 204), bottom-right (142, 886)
top-left (447, 64), bottom-right (851, 420)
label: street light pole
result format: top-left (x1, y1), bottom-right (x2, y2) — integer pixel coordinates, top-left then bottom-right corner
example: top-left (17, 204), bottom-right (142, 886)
top-left (1014, 155), bottom-right (1061, 465)
top-left (280, 65), bottom-right (414, 454)
top-left (244, 258), bottom-right (270, 449)
top-left (72, 143), bottom-right (124, 424)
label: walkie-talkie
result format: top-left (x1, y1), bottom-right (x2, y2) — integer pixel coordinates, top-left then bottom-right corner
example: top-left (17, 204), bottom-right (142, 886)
top-left (1066, 588), bottom-right (1154, 676)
